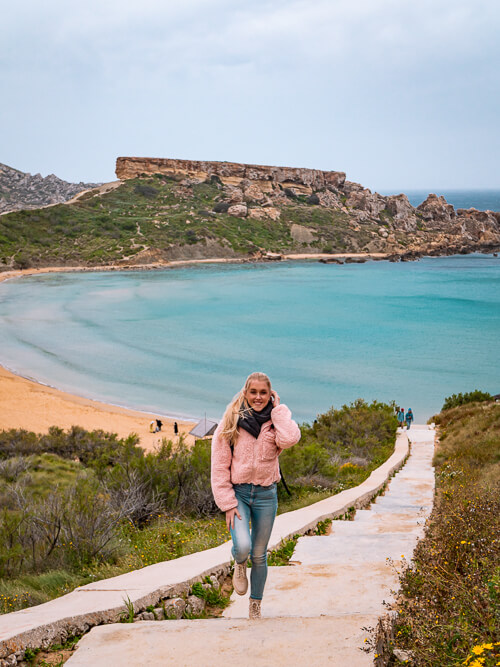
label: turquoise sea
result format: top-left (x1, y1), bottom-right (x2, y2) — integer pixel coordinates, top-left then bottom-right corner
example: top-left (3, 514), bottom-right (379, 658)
top-left (1, 255), bottom-right (499, 424)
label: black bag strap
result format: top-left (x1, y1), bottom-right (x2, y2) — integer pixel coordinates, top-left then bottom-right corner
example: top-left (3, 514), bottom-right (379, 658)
top-left (229, 441), bottom-right (292, 496)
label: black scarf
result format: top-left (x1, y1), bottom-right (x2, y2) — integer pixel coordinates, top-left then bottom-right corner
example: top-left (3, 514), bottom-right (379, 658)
top-left (237, 400), bottom-right (273, 439)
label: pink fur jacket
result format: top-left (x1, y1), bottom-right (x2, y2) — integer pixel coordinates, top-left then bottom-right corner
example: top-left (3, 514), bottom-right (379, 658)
top-left (211, 403), bottom-right (301, 512)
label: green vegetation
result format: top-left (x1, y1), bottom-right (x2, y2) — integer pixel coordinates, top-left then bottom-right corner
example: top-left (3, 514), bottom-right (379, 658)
top-left (441, 389), bottom-right (493, 411)
top-left (390, 399), bottom-right (500, 665)
top-left (191, 577), bottom-right (229, 608)
top-left (267, 536), bottom-right (299, 566)
top-left (0, 400), bottom-right (397, 614)
top-left (279, 399), bottom-right (398, 494)
top-left (0, 175), bottom-right (388, 270)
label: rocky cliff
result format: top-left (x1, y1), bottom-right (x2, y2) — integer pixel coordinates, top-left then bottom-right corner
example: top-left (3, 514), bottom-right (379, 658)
top-left (115, 156), bottom-right (346, 193)
top-left (0, 163), bottom-right (101, 214)
top-left (115, 157), bottom-right (500, 257)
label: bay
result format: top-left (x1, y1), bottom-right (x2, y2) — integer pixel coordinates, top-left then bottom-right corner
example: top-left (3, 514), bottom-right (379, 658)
top-left (0, 255), bottom-right (499, 423)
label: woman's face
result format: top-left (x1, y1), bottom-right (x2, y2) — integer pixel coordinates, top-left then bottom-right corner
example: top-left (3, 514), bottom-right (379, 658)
top-left (244, 380), bottom-right (271, 412)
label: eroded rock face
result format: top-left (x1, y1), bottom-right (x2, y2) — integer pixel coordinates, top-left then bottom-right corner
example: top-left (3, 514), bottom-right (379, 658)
top-left (343, 182), bottom-right (386, 218)
top-left (247, 207), bottom-right (281, 221)
top-left (455, 208), bottom-right (500, 242)
top-left (417, 194), bottom-right (456, 228)
top-left (116, 157), bottom-right (346, 191)
top-left (0, 162), bottom-right (102, 214)
top-left (385, 194), bottom-right (418, 232)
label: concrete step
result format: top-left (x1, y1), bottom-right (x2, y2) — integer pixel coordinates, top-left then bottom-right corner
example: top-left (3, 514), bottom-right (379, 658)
top-left (65, 616), bottom-right (375, 667)
top-left (224, 563), bottom-right (398, 619)
top-left (291, 533), bottom-right (419, 566)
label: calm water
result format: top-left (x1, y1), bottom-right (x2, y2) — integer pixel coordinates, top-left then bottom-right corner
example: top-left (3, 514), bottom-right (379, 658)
top-left (1, 255), bottom-right (499, 423)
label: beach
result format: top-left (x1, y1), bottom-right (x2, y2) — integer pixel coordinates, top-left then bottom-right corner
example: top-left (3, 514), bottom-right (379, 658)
top-left (0, 365), bottom-right (196, 452)
top-left (0, 252), bottom-right (390, 284)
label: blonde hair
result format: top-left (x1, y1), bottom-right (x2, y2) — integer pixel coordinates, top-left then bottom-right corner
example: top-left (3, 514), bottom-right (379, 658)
top-left (220, 372), bottom-right (272, 446)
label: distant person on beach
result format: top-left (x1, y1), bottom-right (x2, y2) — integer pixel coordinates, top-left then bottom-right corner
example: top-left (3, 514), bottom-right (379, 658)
top-left (149, 420), bottom-right (156, 433)
top-left (174, 421), bottom-right (179, 436)
top-left (397, 408), bottom-right (405, 428)
top-left (156, 419), bottom-right (163, 432)
top-left (211, 372), bottom-right (300, 619)
top-left (405, 408), bottom-right (414, 429)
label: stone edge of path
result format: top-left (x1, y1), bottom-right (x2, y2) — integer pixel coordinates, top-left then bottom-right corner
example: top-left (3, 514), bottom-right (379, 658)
top-left (0, 428), bottom-right (417, 660)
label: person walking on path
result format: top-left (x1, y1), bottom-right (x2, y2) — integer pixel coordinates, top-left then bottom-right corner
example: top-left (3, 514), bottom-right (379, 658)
top-left (405, 408), bottom-right (414, 429)
top-left (397, 408), bottom-right (405, 428)
top-left (211, 372), bottom-right (300, 620)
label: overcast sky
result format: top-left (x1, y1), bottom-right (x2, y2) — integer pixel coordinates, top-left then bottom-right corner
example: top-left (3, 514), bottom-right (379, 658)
top-left (1, 0), bottom-right (499, 190)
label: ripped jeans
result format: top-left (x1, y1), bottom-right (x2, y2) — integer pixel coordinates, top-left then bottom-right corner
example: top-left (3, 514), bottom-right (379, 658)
top-left (230, 482), bottom-right (278, 600)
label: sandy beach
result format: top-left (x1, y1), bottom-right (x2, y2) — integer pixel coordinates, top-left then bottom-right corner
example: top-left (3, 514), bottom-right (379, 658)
top-left (0, 252), bottom-right (391, 285)
top-left (0, 365), bottom-right (196, 452)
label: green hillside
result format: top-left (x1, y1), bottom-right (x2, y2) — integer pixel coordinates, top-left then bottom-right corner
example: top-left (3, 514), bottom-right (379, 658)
top-left (0, 174), bottom-right (390, 270)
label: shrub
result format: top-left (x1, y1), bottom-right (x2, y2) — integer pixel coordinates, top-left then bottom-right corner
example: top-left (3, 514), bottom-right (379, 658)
top-left (14, 252), bottom-right (31, 269)
top-left (133, 184), bottom-right (158, 199)
top-left (213, 202), bottom-right (230, 213)
top-left (307, 193), bottom-right (320, 205)
top-left (441, 389), bottom-right (492, 411)
top-left (392, 400), bottom-right (500, 665)
top-left (280, 399), bottom-right (397, 489)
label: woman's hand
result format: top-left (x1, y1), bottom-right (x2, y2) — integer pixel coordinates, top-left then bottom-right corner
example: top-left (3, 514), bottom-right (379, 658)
top-left (226, 507), bottom-right (242, 530)
top-left (271, 390), bottom-right (280, 406)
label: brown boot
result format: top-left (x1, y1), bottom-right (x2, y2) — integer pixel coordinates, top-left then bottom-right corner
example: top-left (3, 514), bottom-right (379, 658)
top-left (232, 560), bottom-right (248, 595)
top-left (249, 598), bottom-right (261, 619)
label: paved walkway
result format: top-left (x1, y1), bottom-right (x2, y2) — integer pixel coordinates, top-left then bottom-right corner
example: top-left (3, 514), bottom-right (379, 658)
top-left (0, 428), bottom-right (410, 660)
top-left (66, 426), bottom-right (434, 666)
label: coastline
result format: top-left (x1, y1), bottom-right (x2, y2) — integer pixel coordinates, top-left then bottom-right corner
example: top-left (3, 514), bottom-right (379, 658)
top-left (0, 252), bottom-right (392, 284)
top-left (0, 364), bottom-right (196, 451)
top-left (1, 252), bottom-right (497, 440)
top-left (1, 247), bottom-right (498, 286)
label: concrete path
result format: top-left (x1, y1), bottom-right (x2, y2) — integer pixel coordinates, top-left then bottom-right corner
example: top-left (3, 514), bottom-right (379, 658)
top-left (66, 426), bottom-right (435, 666)
top-left (0, 428), bottom-right (410, 660)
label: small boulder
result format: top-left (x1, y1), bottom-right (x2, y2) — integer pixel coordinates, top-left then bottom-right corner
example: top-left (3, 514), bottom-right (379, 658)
top-left (186, 595), bottom-right (206, 616)
top-left (163, 597), bottom-right (186, 619)
top-left (290, 224), bottom-right (316, 243)
top-left (227, 204), bottom-right (248, 218)
top-left (138, 611), bottom-right (155, 621)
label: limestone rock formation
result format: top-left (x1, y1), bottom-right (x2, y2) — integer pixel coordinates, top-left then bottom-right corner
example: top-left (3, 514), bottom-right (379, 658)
top-left (113, 156), bottom-right (500, 259)
top-left (115, 157), bottom-right (346, 192)
top-left (0, 163), bottom-right (101, 214)
top-left (417, 194), bottom-right (456, 227)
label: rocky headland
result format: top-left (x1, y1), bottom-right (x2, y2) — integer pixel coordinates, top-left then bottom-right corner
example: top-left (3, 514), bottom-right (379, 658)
top-left (0, 156), bottom-right (499, 271)
top-left (116, 157), bottom-right (500, 259)
top-left (0, 163), bottom-right (101, 214)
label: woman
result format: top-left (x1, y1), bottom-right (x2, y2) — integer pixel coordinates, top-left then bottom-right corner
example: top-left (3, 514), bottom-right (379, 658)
top-left (211, 372), bottom-right (300, 619)
top-left (397, 408), bottom-right (405, 429)
top-left (405, 408), bottom-right (414, 429)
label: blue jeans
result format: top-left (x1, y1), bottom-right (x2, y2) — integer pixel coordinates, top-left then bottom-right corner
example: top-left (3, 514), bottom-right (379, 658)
top-left (230, 483), bottom-right (278, 600)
